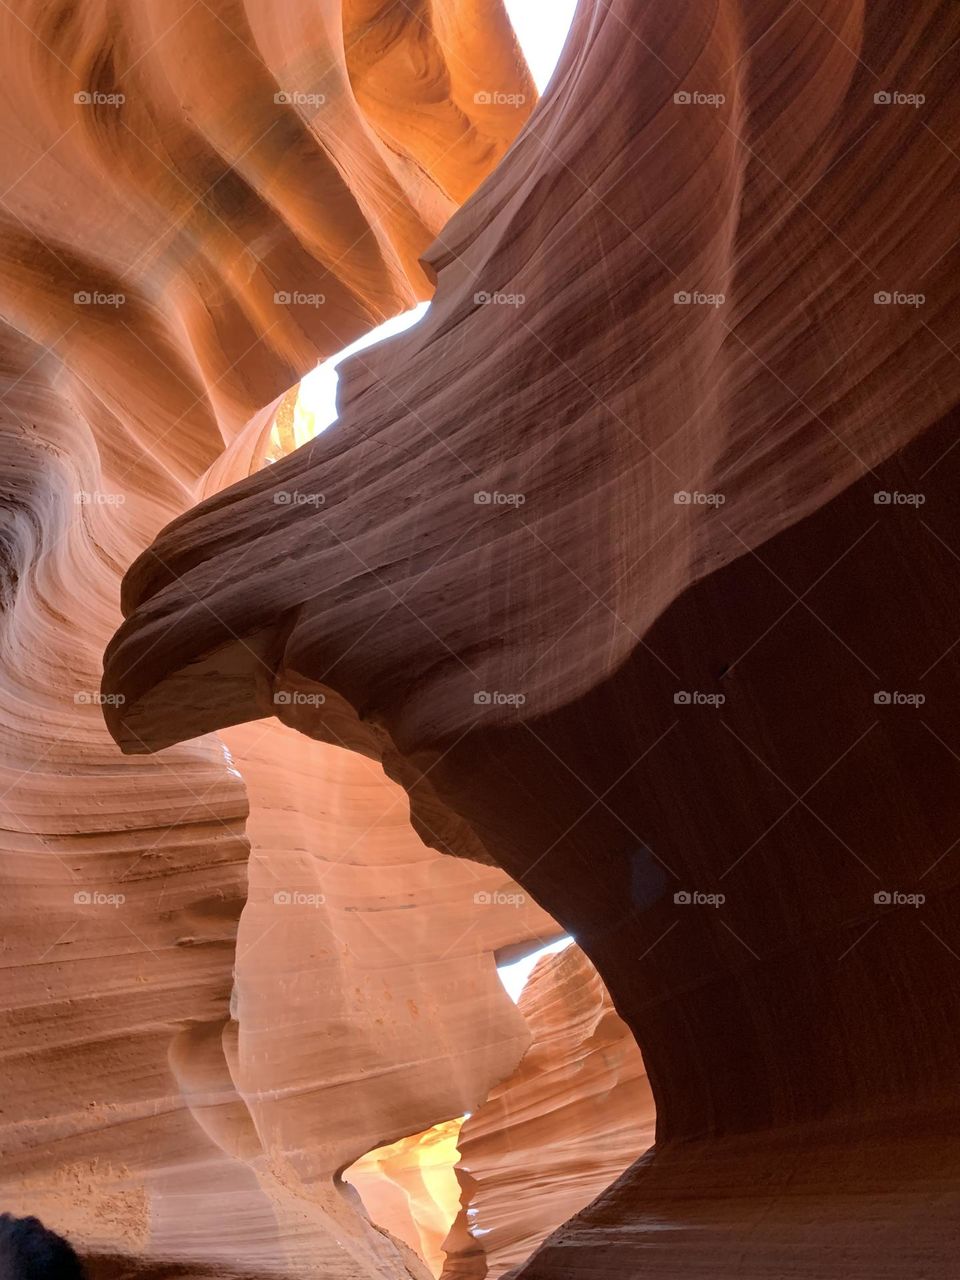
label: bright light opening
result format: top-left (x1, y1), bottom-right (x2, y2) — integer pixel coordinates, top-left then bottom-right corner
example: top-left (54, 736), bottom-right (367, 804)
top-left (343, 1116), bottom-right (466, 1278)
top-left (503, 0), bottom-right (579, 93)
top-left (285, 302), bottom-right (429, 449)
top-left (497, 936), bottom-right (574, 1002)
top-left (279, 2), bottom-right (578, 451)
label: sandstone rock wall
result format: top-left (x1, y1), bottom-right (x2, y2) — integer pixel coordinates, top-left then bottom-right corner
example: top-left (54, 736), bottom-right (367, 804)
top-left (105, 1), bottom-right (960, 1274)
top-left (0, 3), bottom-right (546, 1275)
top-left (444, 945), bottom-right (654, 1278)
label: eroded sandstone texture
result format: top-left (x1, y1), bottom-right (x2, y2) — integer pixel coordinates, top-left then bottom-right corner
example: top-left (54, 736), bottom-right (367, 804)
top-left (0, 2), bottom-right (553, 1276)
top-left (104, 0), bottom-right (960, 1273)
top-left (443, 944), bottom-right (654, 1278)
top-left (345, 1118), bottom-right (465, 1278)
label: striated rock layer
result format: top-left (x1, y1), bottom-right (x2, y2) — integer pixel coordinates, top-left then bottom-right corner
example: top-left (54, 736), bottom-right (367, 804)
top-left (0, 1), bottom-right (548, 1276)
top-left (443, 945), bottom-right (654, 1279)
top-left (345, 1118), bottom-right (465, 1279)
top-left (105, 0), bottom-right (960, 1273)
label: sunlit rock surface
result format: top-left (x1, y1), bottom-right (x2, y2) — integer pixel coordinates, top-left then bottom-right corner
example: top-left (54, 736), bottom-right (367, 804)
top-left (443, 945), bottom-right (654, 1278)
top-left (105, 0), bottom-right (960, 1274)
top-left (0, 1), bottom-right (543, 1275)
top-left (345, 1119), bottom-right (465, 1278)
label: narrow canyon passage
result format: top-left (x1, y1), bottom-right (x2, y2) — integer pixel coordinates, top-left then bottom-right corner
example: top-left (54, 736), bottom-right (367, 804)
top-left (3, 1), bottom-right (960, 1278)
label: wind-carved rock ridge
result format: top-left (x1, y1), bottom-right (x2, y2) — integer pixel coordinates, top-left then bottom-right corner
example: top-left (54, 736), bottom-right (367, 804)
top-left (105, 0), bottom-right (960, 1274)
top-left (442, 944), bottom-right (655, 1279)
top-left (0, 1), bottom-right (550, 1275)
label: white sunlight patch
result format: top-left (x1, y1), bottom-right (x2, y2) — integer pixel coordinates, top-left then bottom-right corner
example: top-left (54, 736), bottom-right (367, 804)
top-left (498, 936), bottom-right (574, 1003)
top-left (291, 1), bottom-right (577, 439)
top-left (504, 0), bottom-right (579, 92)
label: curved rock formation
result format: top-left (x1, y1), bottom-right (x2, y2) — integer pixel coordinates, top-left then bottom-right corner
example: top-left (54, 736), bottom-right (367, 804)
top-left (0, 1), bottom-right (545, 1275)
top-left (345, 1118), bottom-right (465, 1278)
top-left (443, 944), bottom-right (653, 1278)
top-left (104, 0), bottom-right (960, 1273)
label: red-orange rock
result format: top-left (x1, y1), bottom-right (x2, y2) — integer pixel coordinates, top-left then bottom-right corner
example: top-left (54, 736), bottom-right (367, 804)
top-left (344, 1118), bottom-right (466, 1278)
top-left (104, 0), bottom-right (960, 1275)
top-left (444, 945), bottom-right (654, 1278)
top-left (0, 2), bottom-right (540, 1275)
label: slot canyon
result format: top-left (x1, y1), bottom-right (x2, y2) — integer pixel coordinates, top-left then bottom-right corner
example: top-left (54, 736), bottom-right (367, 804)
top-left (2, 0), bottom-right (960, 1277)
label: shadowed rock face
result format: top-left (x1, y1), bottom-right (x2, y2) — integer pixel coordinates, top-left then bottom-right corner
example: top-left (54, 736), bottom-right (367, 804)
top-left (103, 0), bottom-right (960, 1273)
top-left (0, 1), bottom-right (550, 1276)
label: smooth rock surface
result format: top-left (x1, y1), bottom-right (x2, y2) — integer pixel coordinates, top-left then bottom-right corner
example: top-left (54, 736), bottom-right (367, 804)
top-left (444, 944), bottom-right (654, 1278)
top-left (0, 2), bottom-right (545, 1274)
top-left (104, 0), bottom-right (960, 1274)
